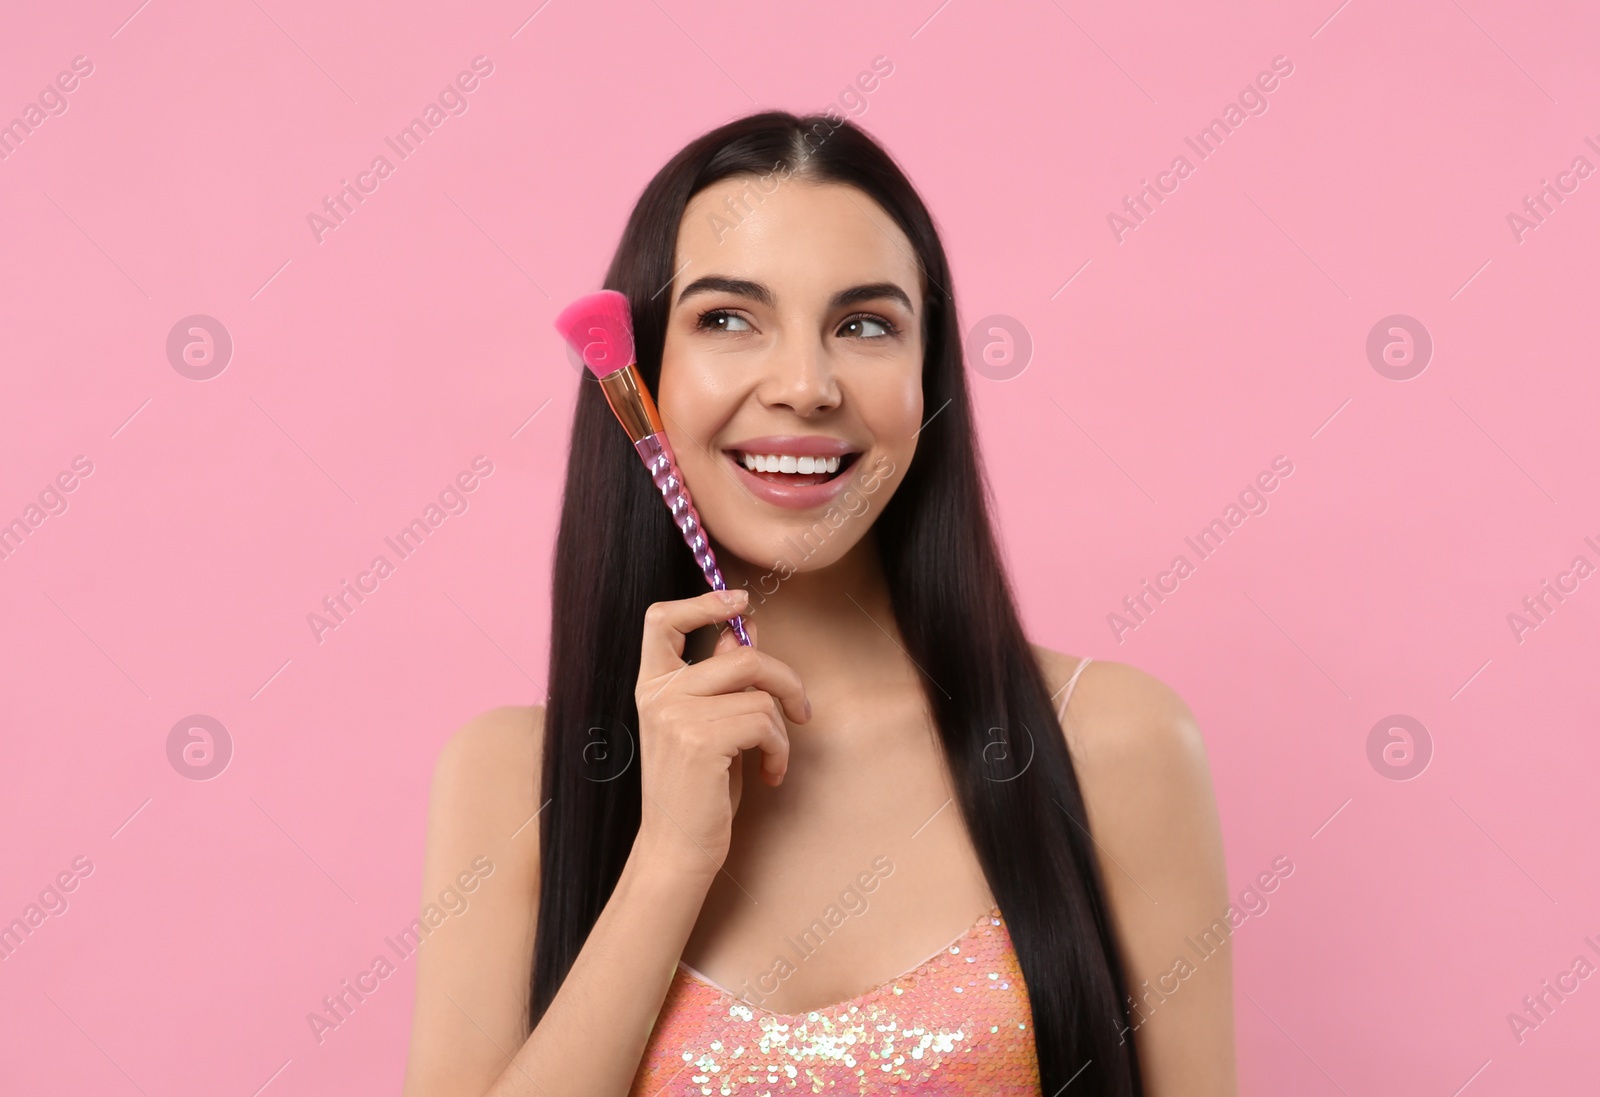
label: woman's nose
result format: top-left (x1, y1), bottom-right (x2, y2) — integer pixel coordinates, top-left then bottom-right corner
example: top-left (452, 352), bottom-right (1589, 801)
top-left (759, 340), bottom-right (841, 415)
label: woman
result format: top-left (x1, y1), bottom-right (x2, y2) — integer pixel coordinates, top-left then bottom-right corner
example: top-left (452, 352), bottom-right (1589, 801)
top-left (402, 111), bottom-right (1236, 1096)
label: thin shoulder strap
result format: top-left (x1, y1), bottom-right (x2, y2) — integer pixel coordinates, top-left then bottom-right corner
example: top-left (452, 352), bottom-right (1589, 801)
top-left (1053, 657), bottom-right (1094, 724)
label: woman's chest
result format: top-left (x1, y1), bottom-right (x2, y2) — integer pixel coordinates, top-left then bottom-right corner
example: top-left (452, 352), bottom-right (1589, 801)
top-left (680, 728), bottom-right (998, 1018)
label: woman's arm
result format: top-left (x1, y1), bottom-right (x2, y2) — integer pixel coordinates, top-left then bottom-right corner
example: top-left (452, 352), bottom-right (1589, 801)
top-left (400, 704), bottom-right (719, 1097)
top-left (1039, 651), bottom-right (1239, 1096)
top-left (403, 590), bottom-right (808, 1097)
top-left (402, 704), bottom-right (543, 1095)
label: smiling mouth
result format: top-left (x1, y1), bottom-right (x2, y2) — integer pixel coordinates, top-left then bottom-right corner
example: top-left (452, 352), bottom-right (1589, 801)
top-left (728, 450), bottom-right (861, 486)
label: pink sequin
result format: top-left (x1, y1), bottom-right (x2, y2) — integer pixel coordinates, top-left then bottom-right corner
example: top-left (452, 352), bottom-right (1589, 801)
top-left (629, 908), bottom-right (1038, 1095)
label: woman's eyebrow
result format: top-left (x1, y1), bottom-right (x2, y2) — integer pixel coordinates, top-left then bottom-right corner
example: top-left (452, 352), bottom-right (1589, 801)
top-left (675, 275), bottom-right (914, 315)
top-left (677, 275), bottom-right (772, 308)
top-left (831, 282), bottom-right (915, 314)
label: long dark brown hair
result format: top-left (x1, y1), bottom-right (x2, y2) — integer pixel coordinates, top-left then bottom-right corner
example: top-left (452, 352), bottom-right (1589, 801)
top-left (533, 111), bottom-right (1143, 1095)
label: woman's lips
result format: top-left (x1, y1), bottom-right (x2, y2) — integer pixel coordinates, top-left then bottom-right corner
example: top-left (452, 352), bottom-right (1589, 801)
top-left (725, 450), bottom-right (861, 510)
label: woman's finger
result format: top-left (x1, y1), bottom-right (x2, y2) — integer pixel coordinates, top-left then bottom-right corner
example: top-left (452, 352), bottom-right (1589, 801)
top-left (670, 645), bottom-right (809, 724)
top-left (672, 682), bottom-right (788, 786)
top-left (713, 710), bottom-right (790, 785)
top-left (662, 690), bottom-right (780, 724)
top-left (637, 589), bottom-right (751, 681)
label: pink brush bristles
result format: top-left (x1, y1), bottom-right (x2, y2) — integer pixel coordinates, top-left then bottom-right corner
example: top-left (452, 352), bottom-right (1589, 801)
top-left (554, 289), bottom-right (635, 377)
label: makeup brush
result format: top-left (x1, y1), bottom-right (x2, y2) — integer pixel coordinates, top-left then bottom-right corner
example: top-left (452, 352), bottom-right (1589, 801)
top-left (554, 290), bottom-right (752, 647)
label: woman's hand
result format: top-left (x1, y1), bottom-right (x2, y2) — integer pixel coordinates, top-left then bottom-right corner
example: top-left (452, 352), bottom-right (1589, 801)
top-left (633, 589), bottom-right (810, 878)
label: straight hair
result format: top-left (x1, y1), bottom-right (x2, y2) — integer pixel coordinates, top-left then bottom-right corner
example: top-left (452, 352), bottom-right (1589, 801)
top-left (532, 111), bottom-right (1143, 1095)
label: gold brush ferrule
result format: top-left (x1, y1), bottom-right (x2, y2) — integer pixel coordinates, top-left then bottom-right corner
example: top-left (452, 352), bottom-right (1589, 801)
top-left (597, 363), bottom-right (665, 443)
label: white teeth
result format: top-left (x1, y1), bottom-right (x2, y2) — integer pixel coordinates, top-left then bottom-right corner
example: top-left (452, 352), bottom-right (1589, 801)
top-left (738, 452), bottom-right (848, 476)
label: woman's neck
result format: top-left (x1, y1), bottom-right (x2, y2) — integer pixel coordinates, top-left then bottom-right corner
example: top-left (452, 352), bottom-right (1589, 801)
top-left (712, 533), bottom-right (911, 690)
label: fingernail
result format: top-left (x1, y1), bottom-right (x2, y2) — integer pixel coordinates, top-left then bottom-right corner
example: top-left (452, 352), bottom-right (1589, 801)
top-left (804, 698), bottom-right (813, 720)
top-left (717, 589), bottom-right (744, 605)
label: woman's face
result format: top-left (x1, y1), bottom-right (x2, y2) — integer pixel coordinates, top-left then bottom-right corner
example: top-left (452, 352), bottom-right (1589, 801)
top-left (657, 177), bottom-right (925, 578)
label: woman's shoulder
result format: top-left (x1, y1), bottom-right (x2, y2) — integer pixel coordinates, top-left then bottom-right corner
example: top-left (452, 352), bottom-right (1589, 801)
top-left (1028, 645), bottom-right (1210, 786)
top-left (429, 704), bottom-right (545, 839)
top-left (404, 706), bottom-right (546, 1094)
top-left (425, 704), bottom-right (546, 896)
top-left (434, 703), bottom-right (545, 784)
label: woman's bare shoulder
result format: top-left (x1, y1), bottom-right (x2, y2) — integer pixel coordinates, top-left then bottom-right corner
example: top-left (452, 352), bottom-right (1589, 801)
top-left (430, 704), bottom-right (545, 843)
top-left (433, 703), bottom-right (544, 795)
top-left (1028, 645), bottom-right (1218, 869)
top-left (1030, 644), bottom-right (1207, 769)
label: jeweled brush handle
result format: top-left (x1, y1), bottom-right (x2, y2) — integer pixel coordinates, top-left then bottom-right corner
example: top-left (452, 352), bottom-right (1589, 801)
top-left (634, 432), bottom-right (752, 647)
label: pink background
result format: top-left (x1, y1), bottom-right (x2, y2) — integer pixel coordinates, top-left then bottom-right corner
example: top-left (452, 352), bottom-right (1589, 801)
top-left (3, 0), bottom-right (1597, 1093)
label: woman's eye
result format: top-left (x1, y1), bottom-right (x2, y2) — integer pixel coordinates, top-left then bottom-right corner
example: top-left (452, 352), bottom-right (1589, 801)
top-left (696, 309), bottom-right (752, 333)
top-left (839, 314), bottom-right (896, 339)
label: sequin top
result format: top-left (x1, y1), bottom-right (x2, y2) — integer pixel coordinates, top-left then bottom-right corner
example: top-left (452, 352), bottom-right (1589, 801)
top-left (628, 908), bottom-right (1038, 1094)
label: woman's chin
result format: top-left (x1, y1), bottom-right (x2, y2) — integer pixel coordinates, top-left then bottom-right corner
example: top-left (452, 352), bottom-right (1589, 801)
top-left (713, 531), bottom-right (864, 583)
